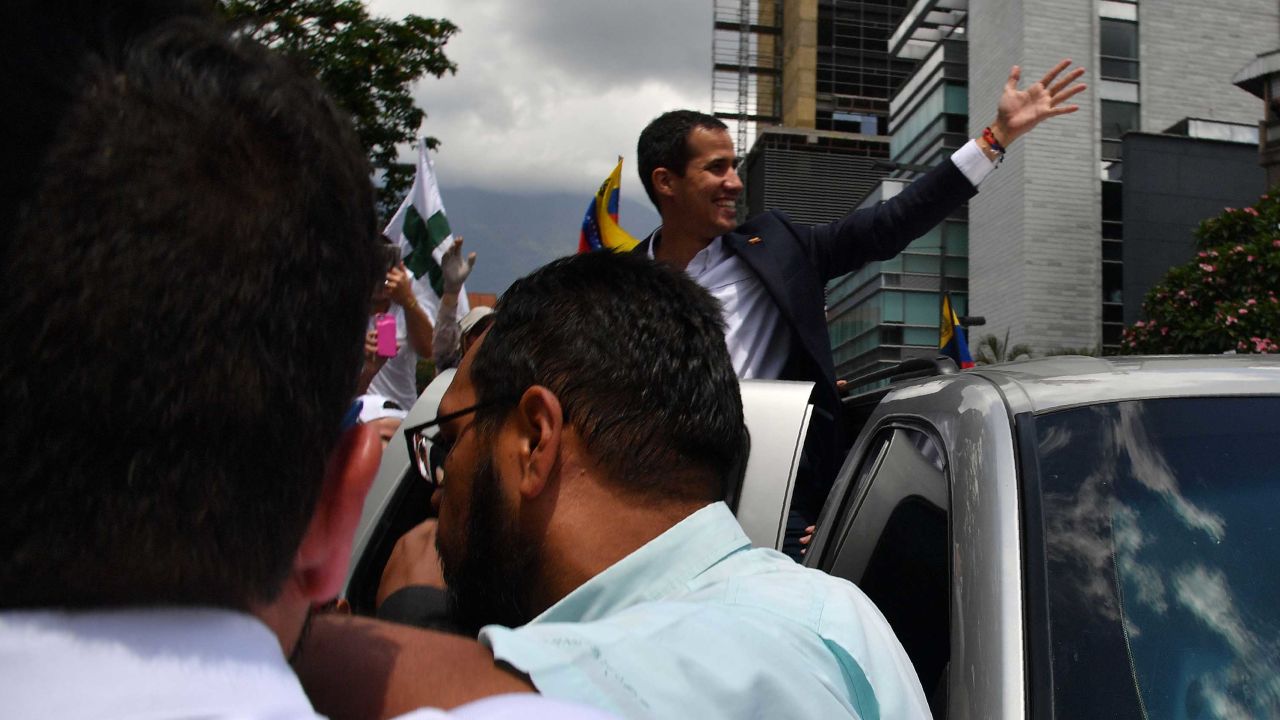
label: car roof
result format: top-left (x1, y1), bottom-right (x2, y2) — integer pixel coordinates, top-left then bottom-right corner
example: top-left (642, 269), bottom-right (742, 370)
top-left (953, 354), bottom-right (1280, 415)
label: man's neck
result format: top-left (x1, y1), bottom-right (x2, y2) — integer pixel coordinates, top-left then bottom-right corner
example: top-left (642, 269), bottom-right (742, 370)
top-left (532, 494), bottom-right (707, 617)
top-left (652, 223), bottom-right (716, 270)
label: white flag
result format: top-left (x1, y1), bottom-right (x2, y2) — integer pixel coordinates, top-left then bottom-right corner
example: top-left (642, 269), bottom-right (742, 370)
top-left (383, 139), bottom-right (470, 323)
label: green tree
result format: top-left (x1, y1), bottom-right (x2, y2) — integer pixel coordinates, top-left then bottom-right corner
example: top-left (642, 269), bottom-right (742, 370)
top-left (974, 329), bottom-right (1033, 365)
top-left (1123, 190), bottom-right (1280, 354)
top-left (220, 0), bottom-right (457, 217)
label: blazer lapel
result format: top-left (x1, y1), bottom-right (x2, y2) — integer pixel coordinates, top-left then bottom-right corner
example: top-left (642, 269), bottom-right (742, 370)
top-left (721, 231), bottom-right (801, 332)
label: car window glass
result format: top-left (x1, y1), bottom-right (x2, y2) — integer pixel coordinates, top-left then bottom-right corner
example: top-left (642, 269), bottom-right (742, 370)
top-left (1035, 398), bottom-right (1280, 719)
top-left (822, 426), bottom-right (950, 716)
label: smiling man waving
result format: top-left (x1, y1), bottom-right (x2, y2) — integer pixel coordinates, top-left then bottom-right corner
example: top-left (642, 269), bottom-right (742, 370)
top-left (634, 61), bottom-right (1087, 556)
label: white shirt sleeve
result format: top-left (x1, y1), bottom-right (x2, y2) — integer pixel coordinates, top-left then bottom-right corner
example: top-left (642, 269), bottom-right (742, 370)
top-left (950, 138), bottom-right (998, 188)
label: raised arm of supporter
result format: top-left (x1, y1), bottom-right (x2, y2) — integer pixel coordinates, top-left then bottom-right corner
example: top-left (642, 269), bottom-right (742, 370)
top-left (432, 238), bottom-right (476, 371)
top-left (295, 614), bottom-right (535, 720)
top-left (357, 329), bottom-right (392, 395)
top-left (388, 261), bottom-right (434, 357)
top-left (976, 58), bottom-right (1087, 160)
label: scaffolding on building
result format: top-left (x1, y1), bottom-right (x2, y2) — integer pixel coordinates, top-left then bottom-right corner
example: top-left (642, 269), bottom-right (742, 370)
top-left (711, 0), bottom-right (782, 155)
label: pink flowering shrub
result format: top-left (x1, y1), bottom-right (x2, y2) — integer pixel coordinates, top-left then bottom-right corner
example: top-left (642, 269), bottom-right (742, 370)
top-left (1123, 190), bottom-right (1280, 354)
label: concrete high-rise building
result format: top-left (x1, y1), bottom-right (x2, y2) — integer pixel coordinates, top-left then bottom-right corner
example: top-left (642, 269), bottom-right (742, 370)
top-left (730, 0), bottom-right (914, 226)
top-left (967, 0), bottom-right (1280, 352)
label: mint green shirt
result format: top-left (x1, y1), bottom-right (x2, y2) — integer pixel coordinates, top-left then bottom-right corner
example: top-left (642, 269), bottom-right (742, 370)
top-left (479, 502), bottom-right (930, 719)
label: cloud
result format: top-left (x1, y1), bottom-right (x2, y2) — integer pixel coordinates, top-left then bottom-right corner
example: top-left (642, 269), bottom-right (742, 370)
top-left (368, 0), bottom-right (712, 194)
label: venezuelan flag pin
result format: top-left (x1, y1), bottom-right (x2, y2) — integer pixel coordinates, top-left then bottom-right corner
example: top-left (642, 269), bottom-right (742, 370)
top-left (747, 236), bottom-right (762, 245)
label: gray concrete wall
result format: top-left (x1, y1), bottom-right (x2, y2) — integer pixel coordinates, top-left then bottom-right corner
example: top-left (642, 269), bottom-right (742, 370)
top-left (1122, 134), bottom-right (1265, 324)
top-left (969, 0), bottom-right (1099, 354)
top-left (1140, 0), bottom-right (1279, 133)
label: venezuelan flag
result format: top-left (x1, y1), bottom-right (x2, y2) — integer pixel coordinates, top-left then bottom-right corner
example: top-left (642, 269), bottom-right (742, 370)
top-left (939, 294), bottom-right (975, 369)
top-left (578, 158), bottom-right (639, 253)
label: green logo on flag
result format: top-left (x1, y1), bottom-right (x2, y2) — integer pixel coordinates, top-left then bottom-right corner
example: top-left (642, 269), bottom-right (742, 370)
top-left (403, 205), bottom-right (451, 295)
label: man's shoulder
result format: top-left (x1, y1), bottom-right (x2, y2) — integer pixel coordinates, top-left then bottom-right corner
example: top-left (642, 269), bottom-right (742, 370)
top-left (686, 546), bottom-right (872, 623)
top-left (735, 209), bottom-right (798, 236)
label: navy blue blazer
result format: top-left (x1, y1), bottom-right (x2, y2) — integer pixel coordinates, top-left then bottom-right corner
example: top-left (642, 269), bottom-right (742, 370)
top-left (638, 158), bottom-right (978, 520)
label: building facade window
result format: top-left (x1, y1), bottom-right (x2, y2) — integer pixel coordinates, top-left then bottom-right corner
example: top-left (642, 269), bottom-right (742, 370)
top-left (1099, 19), bottom-right (1139, 82)
top-left (1101, 100), bottom-right (1140, 160)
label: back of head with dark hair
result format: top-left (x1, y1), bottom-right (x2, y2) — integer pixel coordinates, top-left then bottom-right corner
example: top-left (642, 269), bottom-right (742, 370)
top-left (636, 110), bottom-right (729, 209)
top-left (470, 252), bottom-right (748, 504)
top-left (0, 1), bottom-right (381, 610)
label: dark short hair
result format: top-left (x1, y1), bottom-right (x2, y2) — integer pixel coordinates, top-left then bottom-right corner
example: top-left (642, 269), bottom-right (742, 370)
top-left (636, 110), bottom-right (729, 208)
top-left (0, 2), bottom-right (381, 609)
top-left (470, 252), bottom-right (747, 503)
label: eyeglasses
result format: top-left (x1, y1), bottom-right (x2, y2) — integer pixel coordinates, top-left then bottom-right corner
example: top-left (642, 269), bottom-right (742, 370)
top-left (401, 398), bottom-right (509, 488)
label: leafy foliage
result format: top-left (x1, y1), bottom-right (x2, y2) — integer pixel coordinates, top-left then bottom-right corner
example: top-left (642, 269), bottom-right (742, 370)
top-left (1123, 191), bottom-right (1280, 354)
top-left (974, 330), bottom-right (1033, 365)
top-left (220, 0), bottom-right (457, 217)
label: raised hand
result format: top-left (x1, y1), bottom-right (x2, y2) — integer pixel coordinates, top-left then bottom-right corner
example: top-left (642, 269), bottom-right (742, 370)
top-left (993, 59), bottom-right (1087, 146)
top-left (441, 236), bottom-right (477, 295)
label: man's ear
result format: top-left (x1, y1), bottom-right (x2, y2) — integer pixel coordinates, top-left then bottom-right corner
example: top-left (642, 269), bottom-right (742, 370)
top-left (513, 385), bottom-right (563, 500)
top-left (652, 167), bottom-right (677, 201)
top-left (292, 423), bottom-right (381, 603)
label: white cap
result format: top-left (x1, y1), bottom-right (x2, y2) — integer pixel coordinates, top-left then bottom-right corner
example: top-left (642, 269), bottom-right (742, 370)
top-left (459, 306), bottom-right (495, 337)
top-left (356, 394), bottom-right (408, 424)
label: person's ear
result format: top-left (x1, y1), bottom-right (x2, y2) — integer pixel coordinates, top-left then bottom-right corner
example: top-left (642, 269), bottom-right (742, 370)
top-left (513, 386), bottom-right (563, 500)
top-left (292, 422), bottom-right (381, 603)
top-left (652, 167), bottom-right (677, 200)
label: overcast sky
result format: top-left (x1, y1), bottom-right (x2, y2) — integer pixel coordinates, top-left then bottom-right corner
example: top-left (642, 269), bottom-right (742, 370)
top-left (368, 0), bottom-right (713, 197)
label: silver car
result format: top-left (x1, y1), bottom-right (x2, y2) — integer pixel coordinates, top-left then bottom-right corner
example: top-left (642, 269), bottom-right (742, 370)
top-left (347, 355), bottom-right (1280, 719)
top-left (806, 355), bottom-right (1280, 719)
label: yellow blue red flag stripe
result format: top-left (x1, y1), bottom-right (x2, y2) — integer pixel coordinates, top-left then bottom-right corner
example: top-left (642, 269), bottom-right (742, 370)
top-left (579, 158), bottom-right (639, 253)
top-left (939, 294), bottom-right (975, 369)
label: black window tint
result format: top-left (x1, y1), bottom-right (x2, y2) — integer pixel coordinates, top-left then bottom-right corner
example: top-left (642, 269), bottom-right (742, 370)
top-left (1101, 101), bottom-right (1140, 142)
top-left (822, 427), bottom-right (950, 715)
top-left (1100, 19), bottom-right (1139, 81)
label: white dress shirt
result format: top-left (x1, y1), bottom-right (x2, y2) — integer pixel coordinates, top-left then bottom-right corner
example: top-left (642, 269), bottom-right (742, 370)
top-left (652, 140), bottom-right (994, 379)
top-left (0, 608), bottom-right (612, 720)
top-left (651, 235), bottom-right (789, 379)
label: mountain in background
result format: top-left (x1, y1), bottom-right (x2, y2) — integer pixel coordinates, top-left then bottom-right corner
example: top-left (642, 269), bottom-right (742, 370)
top-left (441, 187), bottom-right (661, 295)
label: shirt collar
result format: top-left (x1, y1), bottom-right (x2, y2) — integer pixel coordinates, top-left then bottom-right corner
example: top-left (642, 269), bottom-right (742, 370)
top-left (644, 227), bottom-right (727, 272)
top-left (531, 502), bottom-right (751, 625)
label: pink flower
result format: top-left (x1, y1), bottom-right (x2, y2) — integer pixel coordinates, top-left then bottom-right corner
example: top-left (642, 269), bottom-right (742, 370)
top-left (1200, 263), bottom-right (1216, 272)
top-left (1198, 251), bottom-right (1209, 258)
top-left (1227, 315), bottom-right (1238, 325)
top-left (1245, 207), bottom-right (1260, 217)
top-left (1178, 289), bottom-right (1188, 297)
top-left (1160, 326), bottom-right (1169, 336)
top-left (1209, 250), bottom-right (1220, 258)
top-left (1135, 320), bottom-right (1145, 327)
top-left (1272, 297), bottom-right (1279, 304)
top-left (1274, 239), bottom-right (1280, 248)
top-left (1234, 245), bottom-right (1245, 252)
top-left (1247, 298), bottom-right (1258, 305)
top-left (1239, 308), bottom-right (1249, 315)
top-left (1263, 194), bottom-right (1271, 200)
top-left (1248, 255), bottom-right (1255, 262)
top-left (1191, 300), bottom-right (1199, 307)
top-left (1130, 341), bottom-right (1138, 348)
top-left (1225, 207), bottom-right (1237, 212)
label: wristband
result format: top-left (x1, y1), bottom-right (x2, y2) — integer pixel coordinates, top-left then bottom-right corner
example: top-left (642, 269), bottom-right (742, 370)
top-left (404, 297), bottom-right (419, 312)
top-left (982, 126), bottom-right (1007, 155)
